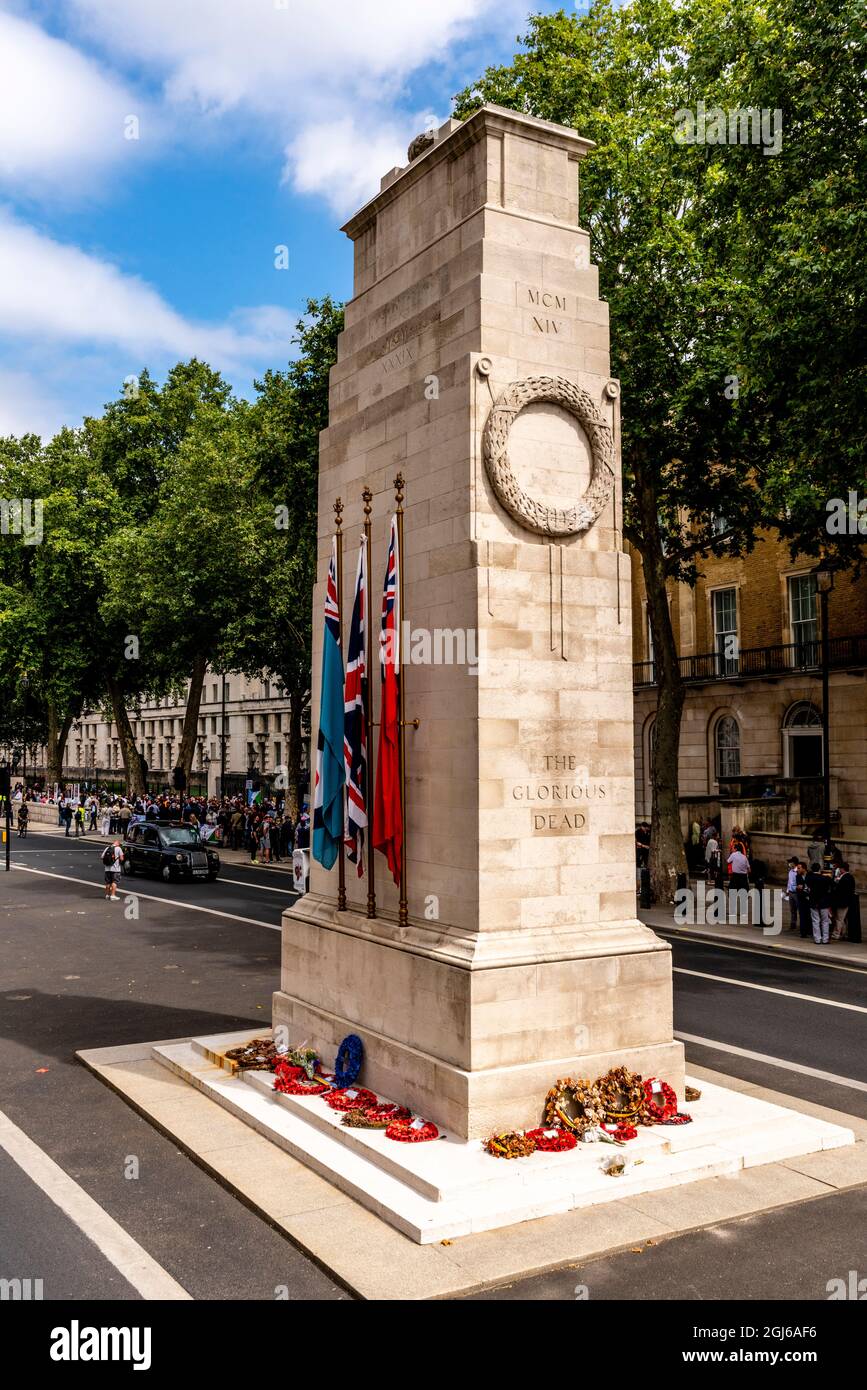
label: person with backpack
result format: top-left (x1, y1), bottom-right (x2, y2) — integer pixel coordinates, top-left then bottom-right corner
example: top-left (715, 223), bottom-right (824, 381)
top-left (102, 840), bottom-right (125, 900)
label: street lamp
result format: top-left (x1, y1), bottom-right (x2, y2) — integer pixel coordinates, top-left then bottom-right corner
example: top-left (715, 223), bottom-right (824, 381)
top-left (812, 563), bottom-right (836, 845)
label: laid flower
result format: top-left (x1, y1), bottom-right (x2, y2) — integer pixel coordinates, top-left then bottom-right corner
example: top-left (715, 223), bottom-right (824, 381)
top-left (483, 1130), bottom-right (537, 1158)
top-left (525, 1127), bottom-right (577, 1153)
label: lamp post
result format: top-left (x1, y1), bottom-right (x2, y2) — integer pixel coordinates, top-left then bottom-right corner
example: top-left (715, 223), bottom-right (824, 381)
top-left (813, 563), bottom-right (835, 845)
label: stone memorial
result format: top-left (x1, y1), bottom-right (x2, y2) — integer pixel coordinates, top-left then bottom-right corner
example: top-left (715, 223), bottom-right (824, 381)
top-left (273, 104), bottom-right (685, 1139)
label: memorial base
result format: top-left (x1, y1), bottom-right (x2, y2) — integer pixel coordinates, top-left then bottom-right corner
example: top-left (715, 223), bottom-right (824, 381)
top-left (153, 1031), bottom-right (854, 1245)
top-left (274, 897), bottom-right (685, 1140)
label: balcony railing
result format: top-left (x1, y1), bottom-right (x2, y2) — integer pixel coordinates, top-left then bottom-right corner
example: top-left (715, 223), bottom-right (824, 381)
top-left (633, 634), bottom-right (867, 688)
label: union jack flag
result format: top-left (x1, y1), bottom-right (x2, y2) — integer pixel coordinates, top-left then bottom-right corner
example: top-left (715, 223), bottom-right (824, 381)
top-left (343, 537), bottom-right (367, 873)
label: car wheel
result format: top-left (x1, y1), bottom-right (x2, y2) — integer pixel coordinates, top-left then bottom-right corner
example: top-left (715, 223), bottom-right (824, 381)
top-left (207, 872), bottom-right (219, 882)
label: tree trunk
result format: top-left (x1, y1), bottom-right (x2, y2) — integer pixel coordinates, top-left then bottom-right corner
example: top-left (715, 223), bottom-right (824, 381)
top-left (107, 676), bottom-right (146, 796)
top-left (284, 689), bottom-right (306, 824)
top-left (46, 699), bottom-right (73, 790)
top-left (633, 473), bottom-right (687, 904)
top-left (176, 652), bottom-right (208, 790)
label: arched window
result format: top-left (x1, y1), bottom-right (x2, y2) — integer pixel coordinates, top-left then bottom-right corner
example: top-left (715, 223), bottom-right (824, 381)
top-left (783, 702), bottom-right (823, 777)
top-left (715, 715), bottom-right (741, 779)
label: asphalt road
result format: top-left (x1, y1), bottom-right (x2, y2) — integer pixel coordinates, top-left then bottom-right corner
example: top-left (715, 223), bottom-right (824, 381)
top-left (1, 830), bottom-right (864, 1302)
top-left (0, 830), bottom-right (345, 1302)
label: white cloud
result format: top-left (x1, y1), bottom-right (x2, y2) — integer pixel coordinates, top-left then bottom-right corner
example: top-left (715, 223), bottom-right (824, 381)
top-left (0, 367), bottom-right (68, 439)
top-left (59, 0), bottom-right (529, 208)
top-left (0, 9), bottom-right (153, 197)
top-left (0, 208), bottom-right (297, 373)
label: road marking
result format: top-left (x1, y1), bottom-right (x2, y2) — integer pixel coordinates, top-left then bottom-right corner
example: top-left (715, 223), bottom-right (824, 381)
top-left (0, 1107), bottom-right (191, 1300)
top-left (673, 967), bottom-right (867, 1015)
top-left (11, 865), bottom-right (280, 932)
top-left (219, 876), bottom-right (298, 895)
top-left (656, 926), bottom-right (867, 976)
top-left (675, 1032), bottom-right (867, 1094)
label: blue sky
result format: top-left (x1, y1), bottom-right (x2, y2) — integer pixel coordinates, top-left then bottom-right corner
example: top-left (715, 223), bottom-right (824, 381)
top-left (0, 0), bottom-right (566, 438)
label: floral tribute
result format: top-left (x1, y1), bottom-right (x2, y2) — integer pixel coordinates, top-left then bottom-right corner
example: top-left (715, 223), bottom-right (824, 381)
top-left (642, 1078), bottom-right (677, 1122)
top-left (342, 1104), bottom-right (412, 1130)
top-left (484, 1130), bottom-right (537, 1159)
top-left (273, 1062), bottom-right (329, 1097)
top-left (224, 1037), bottom-right (281, 1070)
top-left (544, 1078), bottom-right (605, 1134)
top-left (525, 1127), bottom-right (577, 1153)
top-left (597, 1066), bottom-right (648, 1125)
top-left (325, 1086), bottom-right (377, 1112)
top-left (333, 1034), bottom-right (364, 1088)
top-left (386, 1117), bottom-right (439, 1143)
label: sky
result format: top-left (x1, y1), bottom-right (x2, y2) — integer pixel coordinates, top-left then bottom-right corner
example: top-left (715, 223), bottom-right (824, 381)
top-left (0, 0), bottom-right (567, 439)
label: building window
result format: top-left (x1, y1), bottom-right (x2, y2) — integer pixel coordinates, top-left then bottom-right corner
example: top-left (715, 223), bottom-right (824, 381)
top-left (783, 701), bottom-right (823, 778)
top-left (212, 683), bottom-right (218, 703)
top-left (714, 715), bottom-right (741, 779)
top-left (712, 588), bottom-right (738, 676)
top-left (788, 575), bottom-right (818, 665)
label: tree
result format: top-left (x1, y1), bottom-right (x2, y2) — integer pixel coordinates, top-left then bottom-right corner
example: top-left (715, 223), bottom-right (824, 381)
top-left (87, 361), bottom-right (235, 793)
top-left (0, 429), bottom-right (117, 786)
top-left (220, 297), bottom-right (344, 819)
top-left (453, 0), bottom-right (804, 900)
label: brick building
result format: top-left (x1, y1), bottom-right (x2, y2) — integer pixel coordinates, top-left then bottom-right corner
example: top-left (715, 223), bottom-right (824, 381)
top-left (631, 531), bottom-right (867, 866)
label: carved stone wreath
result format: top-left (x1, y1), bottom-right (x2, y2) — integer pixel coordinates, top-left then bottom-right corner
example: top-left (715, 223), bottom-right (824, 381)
top-left (482, 374), bottom-right (615, 537)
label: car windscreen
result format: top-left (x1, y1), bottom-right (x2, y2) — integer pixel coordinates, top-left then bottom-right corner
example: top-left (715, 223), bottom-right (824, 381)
top-left (158, 828), bottom-right (201, 848)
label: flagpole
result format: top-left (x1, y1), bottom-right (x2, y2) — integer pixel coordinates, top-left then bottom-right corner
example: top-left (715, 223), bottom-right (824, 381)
top-left (394, 473), bottom-right (408, 929)
top-left (362, 485), bottom-right (377, 919)
top-left (333, 496), bottom-right (347, 912)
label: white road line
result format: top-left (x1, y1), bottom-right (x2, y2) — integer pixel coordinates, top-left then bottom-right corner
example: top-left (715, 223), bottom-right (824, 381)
top-left (218, 876), bottom-right (297, 895)
top-left (656, 926), bottom-right (867, 976)
top-left (0, 1107), bottom-right (191, 1300)
top-left (673, 967), bottom-right (867, 1015)
top-left (675, 1031), bottom-right (867, 1094)
top-left (11, 865), bottom-right (280, 932)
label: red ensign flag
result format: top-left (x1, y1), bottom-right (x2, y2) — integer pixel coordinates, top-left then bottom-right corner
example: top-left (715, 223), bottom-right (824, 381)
top-left (372, 515), bottom-right (402, 885)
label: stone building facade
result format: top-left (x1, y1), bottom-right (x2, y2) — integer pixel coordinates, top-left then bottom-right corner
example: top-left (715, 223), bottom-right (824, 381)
top-left (62, 670), bottom-right (304, 795)
top-left (631, 532), bottom-right (867, 838)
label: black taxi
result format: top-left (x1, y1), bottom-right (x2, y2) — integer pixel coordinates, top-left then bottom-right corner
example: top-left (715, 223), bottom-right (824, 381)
top-left (122, 821), bottom-right (220, 882)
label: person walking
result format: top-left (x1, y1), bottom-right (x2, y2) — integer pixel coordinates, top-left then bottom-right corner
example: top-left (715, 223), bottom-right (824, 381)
top-left (805, 862), bottom-right (832, 944)
top-left (74, 803), bottom-right (85, 837)
top-left (102, 839), bottom-right (124, 900)
top-left (17, 802), bottom-right (28, 837)
top-left (704, 831), bottom-right (721, 883)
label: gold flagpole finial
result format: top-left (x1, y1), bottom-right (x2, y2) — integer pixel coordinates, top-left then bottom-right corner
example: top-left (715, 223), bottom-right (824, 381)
top-left (361, 485), bottom-right (372, 521)
top-left (333, 496), bottom-right (344, 531)
top-left (393, 473), bottom-right (405, 509)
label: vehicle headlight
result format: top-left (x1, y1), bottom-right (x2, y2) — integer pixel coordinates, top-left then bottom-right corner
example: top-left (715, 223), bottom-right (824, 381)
top-left (175, 853), bottom-right (185, 862)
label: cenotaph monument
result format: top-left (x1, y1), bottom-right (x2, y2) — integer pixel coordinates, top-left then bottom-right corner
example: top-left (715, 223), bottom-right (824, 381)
top-left (273, 104), bottom-right (685, 1139)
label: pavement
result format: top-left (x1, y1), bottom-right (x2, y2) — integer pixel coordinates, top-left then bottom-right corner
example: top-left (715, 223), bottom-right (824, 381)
top-left (1, 829), bottom-right (865, 1301)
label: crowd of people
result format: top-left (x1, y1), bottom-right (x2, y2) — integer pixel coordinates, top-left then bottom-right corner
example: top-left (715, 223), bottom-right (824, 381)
top-left (10, 783), bottom-right (310, 863)
top-left (636, 816), bottom-right (861, 945)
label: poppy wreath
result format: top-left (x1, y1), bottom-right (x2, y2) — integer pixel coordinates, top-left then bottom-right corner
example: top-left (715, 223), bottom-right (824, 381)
top-left (325, 1086), bottom-right (377, 1112)
top-left (597, 1066), bottom-right (648, 1125)
top-left (658, 1112), bottom-right (693, 1126)
top-left (642, 1078), bottom-right (678, 1122)
top-left (333, 1034), bottom-right (364, 1088)
top-left (484, 1130), bottom-right (537, 1158)
top-left (525, 1127), bottom-right (577, 1153)
top-left (273, 1065), bottom-right (329, 1097)
top-left (343, 1103), bottom-right (412, 1130)
top-left (601, 1122), bottom-right (638, 1142)
top-left (285, 1047), bottom-right (320, 1081)
top-left (544, 1077), bottom-right (605, 1134)
top-left (386, 1118), bottom-right (440, 1143)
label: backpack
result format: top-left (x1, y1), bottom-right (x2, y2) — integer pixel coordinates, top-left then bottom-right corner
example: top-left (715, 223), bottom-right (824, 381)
top-left (102, 845), bottom-right (121, 866)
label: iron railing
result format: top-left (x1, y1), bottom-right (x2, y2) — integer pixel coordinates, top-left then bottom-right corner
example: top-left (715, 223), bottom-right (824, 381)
top-left (634, 634), bottom-right (867, 688)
